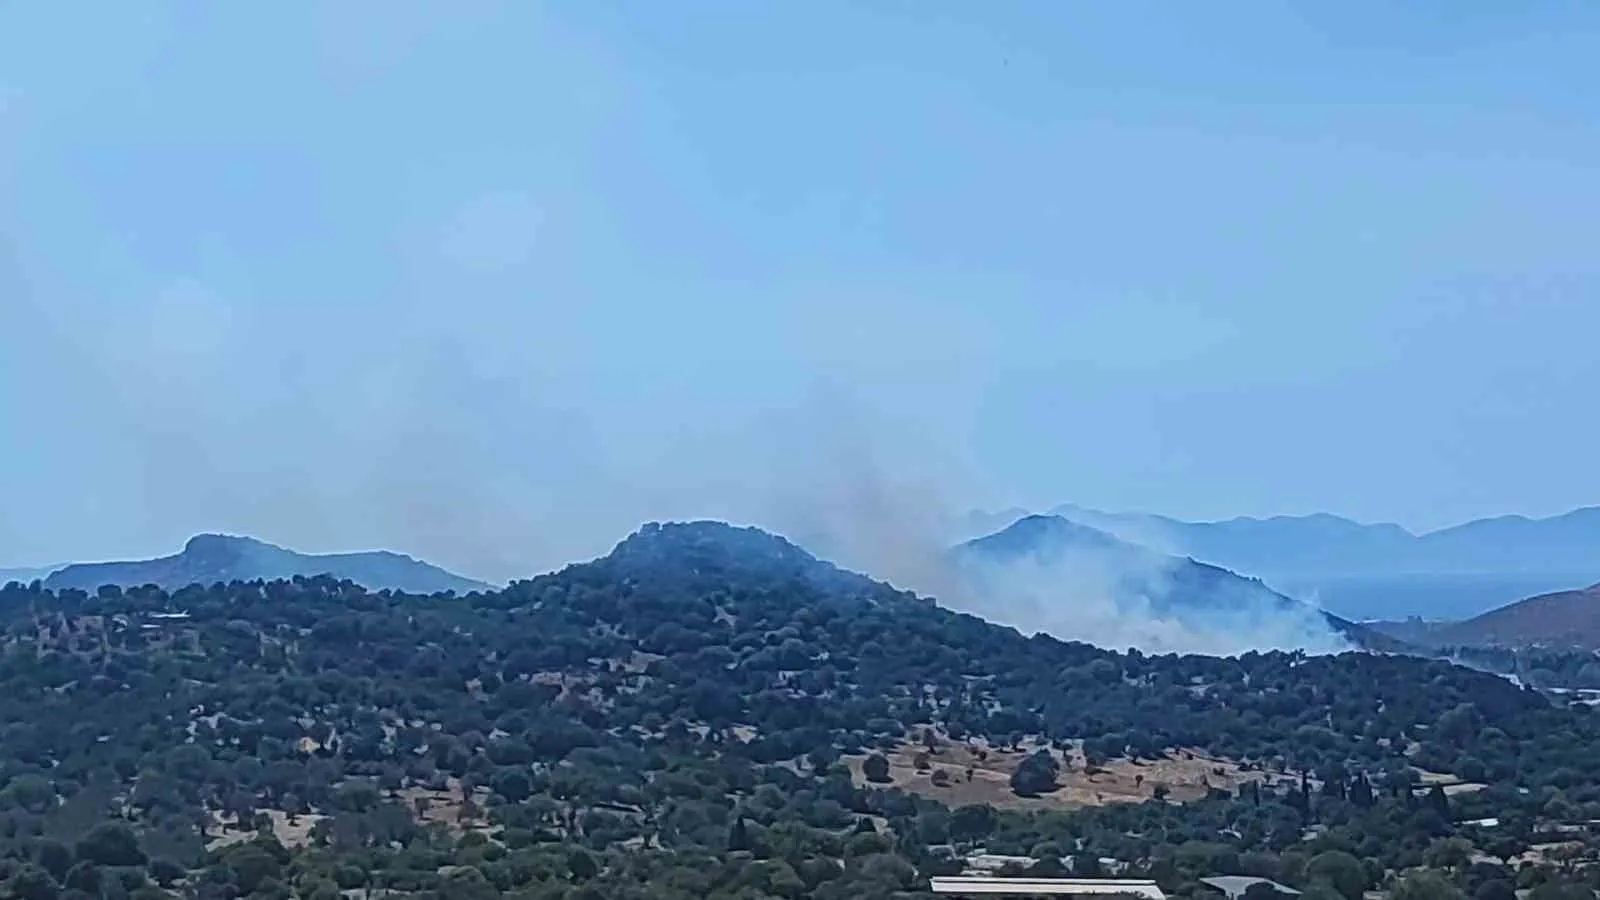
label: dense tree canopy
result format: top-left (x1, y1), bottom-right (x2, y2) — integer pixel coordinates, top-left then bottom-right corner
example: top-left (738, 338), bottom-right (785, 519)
top-left (1, 522), bottom-right (1599, 899)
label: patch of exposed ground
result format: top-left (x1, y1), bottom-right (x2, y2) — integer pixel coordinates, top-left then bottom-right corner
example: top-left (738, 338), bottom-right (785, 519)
top-left (206, 809), bottom-right (325, 851)
top-left (843, 738), bottom-right (1276, 810)
top-left (622, 651), bottom-right (664, 673)
top-left (398, 777), bottom-right (494, 836)
top-left (1413, 768), bottom-right (1489, 796)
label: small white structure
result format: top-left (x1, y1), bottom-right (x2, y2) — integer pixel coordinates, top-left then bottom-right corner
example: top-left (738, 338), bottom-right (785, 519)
top-left (964, 854), bottom-right (1061, 874)
top-left (1200, 876), bottom-right (1301, 899)
top-left (930, 877), bottom-right (1166, 898)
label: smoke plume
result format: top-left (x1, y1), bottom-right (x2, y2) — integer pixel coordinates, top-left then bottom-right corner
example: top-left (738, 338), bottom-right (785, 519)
top-left (701, 395), bottom-right (1353, 657)
top-left (0, 268), bottom-right (1354, 656)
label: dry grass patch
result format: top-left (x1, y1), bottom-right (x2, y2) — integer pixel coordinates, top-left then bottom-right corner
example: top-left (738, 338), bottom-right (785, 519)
top-left (843, 739), bottom-right (1269, 810)
top-left (399, 777), bottom-right (493, 836)
top-left (205, 809), bottom-right (325, 851)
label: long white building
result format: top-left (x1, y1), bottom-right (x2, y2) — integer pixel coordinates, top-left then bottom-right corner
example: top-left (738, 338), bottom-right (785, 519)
top-left (930, 877), bottom-right (1167, 899)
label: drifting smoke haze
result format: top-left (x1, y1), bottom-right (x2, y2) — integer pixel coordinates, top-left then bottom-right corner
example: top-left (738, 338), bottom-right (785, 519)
top-left (948, 552), bottom-right (1353, 657)
top-left (2, 260), bottom-right (975, 588)
top-left (0, 203), bottom-right (1358, 657)
top-left (690, 414), bottom-right (1355, 657)
top-left (1, 277), bottom-right (1355, 657)
top-left (16, 1), bottom-right (1564, 658)
top-left (1, 247), bottom-right (1352, 655)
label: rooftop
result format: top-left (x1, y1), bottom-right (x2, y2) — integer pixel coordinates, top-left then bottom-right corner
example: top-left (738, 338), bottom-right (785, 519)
top-left (930, 877), bottom-right (1166, 898)
top-left (1200, 876), bottom-right (1302, 898)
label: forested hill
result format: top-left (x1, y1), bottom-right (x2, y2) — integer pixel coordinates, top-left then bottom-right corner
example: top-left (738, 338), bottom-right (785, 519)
top-left (1426, 584), bottom-right (1600, 651)
top-left (596, 520), bottom-right (899, 601)
top-left (3, 520), bottom-right (1600, 899)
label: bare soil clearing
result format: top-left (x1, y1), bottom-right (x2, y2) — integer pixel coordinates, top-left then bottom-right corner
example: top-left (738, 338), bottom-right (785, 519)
top-left (842, 739), bottom-right (1272, 810)
top-left (206, 808), bottom-right (325, 851)
top-left (1414, 767), bottom-right (1490, 795)
top-left (398, 777), bottom-right (494, 835)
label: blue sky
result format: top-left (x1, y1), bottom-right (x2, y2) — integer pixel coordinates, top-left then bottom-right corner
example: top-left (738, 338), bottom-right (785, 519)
top-left (2, 3), bottom-right (1598, 580)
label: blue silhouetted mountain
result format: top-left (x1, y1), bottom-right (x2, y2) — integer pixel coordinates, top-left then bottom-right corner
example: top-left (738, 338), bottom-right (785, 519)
top-left (953, 515), bottom-right (1405, 652)
top-left (1009, 504), bottom-right (1600, 620)
top-left (1049, 504), bottom-right (1600, 575)
top-left (41, 533), bottom-right (489, 595)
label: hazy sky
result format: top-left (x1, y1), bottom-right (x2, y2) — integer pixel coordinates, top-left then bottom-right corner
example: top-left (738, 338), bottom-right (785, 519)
top-left (3, 3), bottom-right (1598, 581)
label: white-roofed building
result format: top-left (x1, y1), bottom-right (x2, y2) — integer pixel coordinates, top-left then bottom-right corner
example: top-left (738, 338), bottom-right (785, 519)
top-left (930, 877), bottom-right (1166, 898)
top-left (1200, 876), bottom-right (1302, 899)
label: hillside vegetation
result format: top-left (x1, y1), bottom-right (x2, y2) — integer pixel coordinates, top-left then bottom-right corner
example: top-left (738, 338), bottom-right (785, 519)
top-left (1418, 585), bottom-right (1600, 651)
top-left (1, 521), bottom-right (1599, 900)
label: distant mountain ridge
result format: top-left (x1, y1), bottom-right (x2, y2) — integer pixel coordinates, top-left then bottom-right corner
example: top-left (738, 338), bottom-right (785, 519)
top-left (39, 534), bottom-right (490, 595)
top-left (966, 504), bottom-right (1600, 620)
top-left (951, 514), bottom-right (1405, 653)
top-left (1048, 503), bottom-right (1600, 575)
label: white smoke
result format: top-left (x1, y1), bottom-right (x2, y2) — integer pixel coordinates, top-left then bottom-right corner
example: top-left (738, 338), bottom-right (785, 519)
top-left (0, 260), bottom-right (1356, 657)
top-left (945, 551), bottom-right (1354, 657)
top-left (719, 396), bottom-right (1354, 657)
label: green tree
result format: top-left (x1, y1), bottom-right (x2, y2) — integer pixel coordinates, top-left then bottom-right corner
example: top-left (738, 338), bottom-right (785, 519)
top-left (1474, 881), bottom-right (1517, 900)
top-left (1009, 750), bottom-right (1061, 797)
top-left (146, 859), bottom-right (185, 889)
top-left (862, 753), bottom-right (892, 784)
top-left (1390, 870), bottom-right (1465, 900)
top-left (1306, 850), bottom-right (1368, 900)
top-left (35, 841), bottom-right (74, 881)
top-left (74, 823), bottom-right (146, 868)
top-left (438, 866), bottom-right (500, 900)
top-left (1424, 838), bottom-right (1473, 871)
top-left (7, 864), bottom-right (61, 900)
top-left (567, 849), bottom-right (598, 881)
top-left (220, 843), bottom-right (283, 895)
top-left (493, 769), bottom-right (533, 803)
